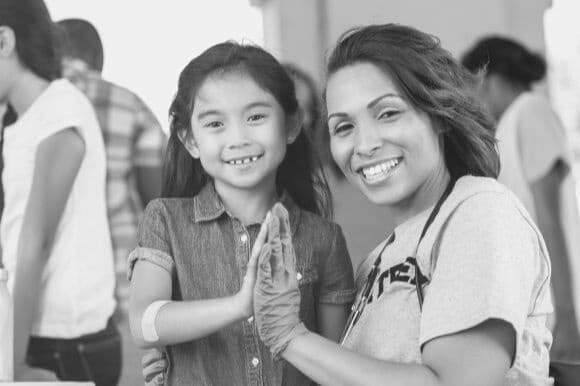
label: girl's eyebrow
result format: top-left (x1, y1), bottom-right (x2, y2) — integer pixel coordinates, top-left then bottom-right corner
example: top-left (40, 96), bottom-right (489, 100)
top-left (327, 92), bottom-right (401, 121)
top-left (197, 109), bottom-right (221, 120)
top-left (244, 101), bottom-right (273, 110)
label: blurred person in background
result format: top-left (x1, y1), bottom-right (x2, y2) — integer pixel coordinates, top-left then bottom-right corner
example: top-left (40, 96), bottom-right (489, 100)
top-left (463, 37), bottom-right (580, 383)
top-left (56, 17), bottom-right (166, 386)
top-left (0, 0), bottom-right (119, 383)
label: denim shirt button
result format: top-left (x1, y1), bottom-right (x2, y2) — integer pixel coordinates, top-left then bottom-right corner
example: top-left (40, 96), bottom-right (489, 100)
top-left (296, 272), bottom-right (303, 281)
top-left (247, 316), bottom-right (254, 323)
top-left (240, 234), bottom-right (248, 243)
top-left (251, 357), bottom-right (260, 367)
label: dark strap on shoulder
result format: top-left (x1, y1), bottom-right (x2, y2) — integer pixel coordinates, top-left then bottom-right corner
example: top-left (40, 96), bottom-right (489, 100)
top-left (414, 178), bottom-right (457, 309)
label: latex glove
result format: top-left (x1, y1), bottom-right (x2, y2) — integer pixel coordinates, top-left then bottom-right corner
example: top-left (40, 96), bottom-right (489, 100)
top-left (253, 203), bottom-right (308, 358)
top-left (142, 348), bottom-right (167, 385)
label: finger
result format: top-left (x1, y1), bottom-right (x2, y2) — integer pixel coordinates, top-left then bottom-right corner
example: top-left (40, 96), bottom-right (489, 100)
top-left (272, 203), bottom-right (295, 271)
top-left (268, 217), bottom-right (285, 278)
top-left (258, 243), bottom-right (272, 280)
top-left (143, 359), bottom-right (168, 383)
top-left (142, 348), bottom-right (165, 367)
top-left (273, 203), bottom-right (291, 240)
top-left (250, 212), bottom-right (270, 260)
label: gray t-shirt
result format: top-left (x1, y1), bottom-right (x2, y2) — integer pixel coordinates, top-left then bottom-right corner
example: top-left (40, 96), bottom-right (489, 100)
top-left (344, 176), bottom-right (553, 385)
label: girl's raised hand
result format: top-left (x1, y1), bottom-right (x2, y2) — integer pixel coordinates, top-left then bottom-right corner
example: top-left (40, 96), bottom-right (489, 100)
top-left (236, 212), bottom-right (270, 319)
top-left (253, 203), bottom-right (308, 358)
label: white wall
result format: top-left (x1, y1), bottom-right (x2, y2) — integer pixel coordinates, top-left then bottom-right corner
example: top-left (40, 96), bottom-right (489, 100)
top-left (46, 0), bottom-right (263, 133)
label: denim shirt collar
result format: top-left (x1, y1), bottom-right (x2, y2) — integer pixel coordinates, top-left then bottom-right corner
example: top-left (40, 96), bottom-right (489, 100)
top-left (193, 182), bottom-right (301, 235)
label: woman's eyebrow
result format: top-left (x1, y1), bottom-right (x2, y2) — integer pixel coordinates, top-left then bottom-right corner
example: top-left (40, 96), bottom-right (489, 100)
top-left (327, 93), bottom-right (401, 121)
top-left (367, 93), bottom-right (400, 109)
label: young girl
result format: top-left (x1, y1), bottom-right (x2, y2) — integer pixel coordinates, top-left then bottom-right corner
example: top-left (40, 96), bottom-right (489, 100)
top-left (128, 42), bottom-right (355, 385)
top-left (0, 0), bottom-right (119, 383)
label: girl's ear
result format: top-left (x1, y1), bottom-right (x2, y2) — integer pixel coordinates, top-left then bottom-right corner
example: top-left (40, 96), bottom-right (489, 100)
top-left (0, 27), bottom-right (16, 58)
top-left (177, 129), bottom-right (200, 159)
top-left (286, 110), bottom-right (303, 144)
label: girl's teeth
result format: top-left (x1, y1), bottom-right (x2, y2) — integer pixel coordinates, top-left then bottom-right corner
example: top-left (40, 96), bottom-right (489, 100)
top-left (228, 156), bottom-right (260, 165)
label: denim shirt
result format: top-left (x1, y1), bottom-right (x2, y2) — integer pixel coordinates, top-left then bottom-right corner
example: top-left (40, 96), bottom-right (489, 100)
top-left (128, 183), bottom-right (355, 386)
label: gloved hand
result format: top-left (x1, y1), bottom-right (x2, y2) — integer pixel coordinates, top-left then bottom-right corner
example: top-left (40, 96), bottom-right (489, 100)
top-left (253, 203), bottom-right (308, 359)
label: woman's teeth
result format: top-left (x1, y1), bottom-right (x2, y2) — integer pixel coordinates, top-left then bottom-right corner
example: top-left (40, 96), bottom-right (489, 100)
top-left (360, 158), bottom-right (401, 181)
top-left (227, 156), bottom-right (260, 165)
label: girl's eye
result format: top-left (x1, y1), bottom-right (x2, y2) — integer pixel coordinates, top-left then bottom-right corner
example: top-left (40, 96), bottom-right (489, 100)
top-left (378, 109), bottom-right (400, 120)
top-left (333, 123), bottom-right (354, 136)
top-left (247, 113), bottom-right (266, 123)
top-left (203, 121), bottom-right (223, 129)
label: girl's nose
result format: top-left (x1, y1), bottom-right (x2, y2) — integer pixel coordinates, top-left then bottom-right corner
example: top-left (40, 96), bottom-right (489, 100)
top-left (227, 122), bottom-right (251, 149)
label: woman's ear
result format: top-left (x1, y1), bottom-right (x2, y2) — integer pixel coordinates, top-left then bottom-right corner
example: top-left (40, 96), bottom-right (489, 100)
top-left (0, 26), bottom-right (16, 58)
top-left (177, 129), bottom-right (200, 159)
top-left (286, 110), bottom-right (303, 144)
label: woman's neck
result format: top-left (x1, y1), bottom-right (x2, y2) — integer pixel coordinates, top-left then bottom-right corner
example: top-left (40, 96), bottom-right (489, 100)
top-left (8, 69), bottom-right (50, 117)
top-left (389, 164), bottom-right (451, 228)
top-left (214, 179), bottom-right (278, 225)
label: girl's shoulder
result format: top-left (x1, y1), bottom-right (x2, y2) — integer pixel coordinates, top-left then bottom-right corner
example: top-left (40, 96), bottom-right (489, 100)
top-left (293, 208), bottom-right (345, 248)
top-left (143, 197), bottom-right (197, 224)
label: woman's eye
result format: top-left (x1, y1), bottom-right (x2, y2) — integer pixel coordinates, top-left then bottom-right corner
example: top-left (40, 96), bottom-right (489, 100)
top-left (378, 110), bottom-right (400, 120)
top-left (248, 113), bottom-right (266, 122)
top-left (203, 120), bottom-right (223, 129)
top-left (333, 123), bottom-right (354, 135)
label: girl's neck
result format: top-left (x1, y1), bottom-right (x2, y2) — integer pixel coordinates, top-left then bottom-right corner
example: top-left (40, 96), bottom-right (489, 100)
top-left (8, 69), bottom-right (50, 117)
top-left (214, 178), bottom-right (278, 225)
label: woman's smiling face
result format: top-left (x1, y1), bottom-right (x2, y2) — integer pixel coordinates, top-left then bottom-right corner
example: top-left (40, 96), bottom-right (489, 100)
top-left (326, 62), bottom-right (449, 215)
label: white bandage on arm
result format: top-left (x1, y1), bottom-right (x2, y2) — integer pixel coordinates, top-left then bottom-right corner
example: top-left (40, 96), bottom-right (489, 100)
top-left (142, 300), bottom-right (171, 343)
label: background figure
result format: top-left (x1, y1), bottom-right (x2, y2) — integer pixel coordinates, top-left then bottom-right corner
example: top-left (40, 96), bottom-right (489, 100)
top-left (0, 0), bottom-right (119, 383)
top-left (56, 18), bottom-right (166, 386)
top-left (463, 36), bottom-right (580, 374)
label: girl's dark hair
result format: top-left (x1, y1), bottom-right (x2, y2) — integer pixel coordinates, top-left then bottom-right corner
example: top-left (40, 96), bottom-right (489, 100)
top-left (0, 0), bottom-right (61, 82)
top-left (461, 36), bottom-right (545, 90)
top-left (165, 42), bottom-right (332, 218)
top-left (327, 23), bottom-right (500, 180)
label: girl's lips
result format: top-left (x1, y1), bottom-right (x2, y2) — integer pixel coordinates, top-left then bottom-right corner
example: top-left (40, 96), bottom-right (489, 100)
top-left (224, 154), bottom-right (264, 165)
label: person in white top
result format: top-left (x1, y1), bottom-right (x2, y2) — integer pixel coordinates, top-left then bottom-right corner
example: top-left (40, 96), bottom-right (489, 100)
top-left (247, 24), bottom-right (553, 385)
top-left (463, 36), bottom-right (580, 383)
top-left (0, 0), bottom-right (119, 384)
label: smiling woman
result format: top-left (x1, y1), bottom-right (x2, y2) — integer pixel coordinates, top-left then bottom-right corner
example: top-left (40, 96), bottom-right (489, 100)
top-left (251, 24), bottom-right (555, 386)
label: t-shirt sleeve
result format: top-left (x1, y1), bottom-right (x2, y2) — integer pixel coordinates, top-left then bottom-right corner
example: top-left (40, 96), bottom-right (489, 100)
top-left (132, 95), bottom-right (166, 167)
top-left (419, 192), bottom-right (548, 351)
top-left (317, 223), bottom-right (356, 304)
top-left (127, 199), bottom-right (175, 280)
top-left (517, 96), bottom-right (569, 183)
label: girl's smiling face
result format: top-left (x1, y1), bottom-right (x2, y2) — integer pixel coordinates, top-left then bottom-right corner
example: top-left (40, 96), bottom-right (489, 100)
top-left (185, 71), bottom-right (296, 195)
top-left (326, 62), bottom-right (449, 218)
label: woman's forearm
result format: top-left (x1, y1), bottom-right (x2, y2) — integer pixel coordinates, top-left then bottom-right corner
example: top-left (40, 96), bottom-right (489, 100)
top-left (282, 332), bottom-right (438, 386)
top-left (134, 293), bottom-right (246, 348)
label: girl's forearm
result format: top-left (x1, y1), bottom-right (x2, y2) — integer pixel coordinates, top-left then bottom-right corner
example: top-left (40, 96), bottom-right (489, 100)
top-left (282, 332), bottom-right (438, 386)
top-left (136, 293), bottom-right (246, 348)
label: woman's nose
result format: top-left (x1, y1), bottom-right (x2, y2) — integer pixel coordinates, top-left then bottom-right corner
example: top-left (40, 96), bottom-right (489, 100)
top-left (354, 125), bottom-right (382, 157)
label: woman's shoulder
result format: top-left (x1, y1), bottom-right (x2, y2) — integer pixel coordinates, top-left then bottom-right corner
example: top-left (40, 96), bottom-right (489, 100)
top-left (446, 175), bottom-right (541, 238)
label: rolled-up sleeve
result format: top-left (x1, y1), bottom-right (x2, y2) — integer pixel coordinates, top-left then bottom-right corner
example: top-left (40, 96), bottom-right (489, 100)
top-left (318, 224), bottom-right (356, 305)
top-left (127, 199), bottom-right (175, 280)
